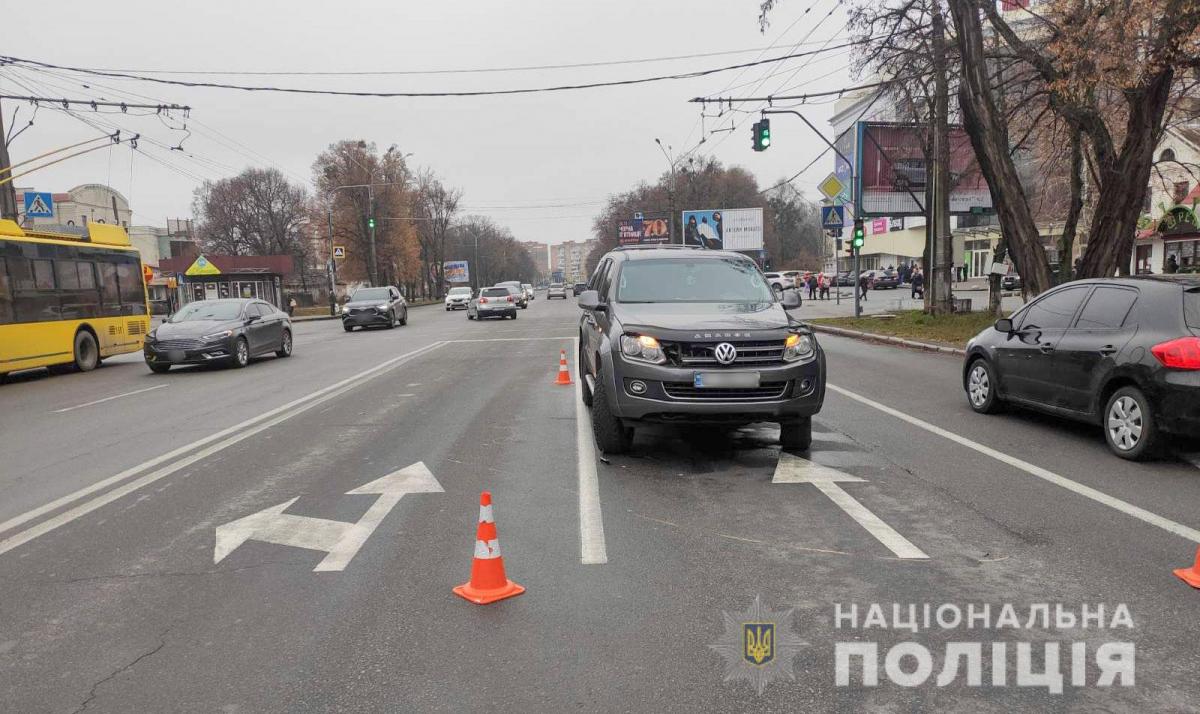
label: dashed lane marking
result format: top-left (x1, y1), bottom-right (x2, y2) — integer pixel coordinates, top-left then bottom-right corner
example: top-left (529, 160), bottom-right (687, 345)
top-left (52, 384), bottom-right (168, 413)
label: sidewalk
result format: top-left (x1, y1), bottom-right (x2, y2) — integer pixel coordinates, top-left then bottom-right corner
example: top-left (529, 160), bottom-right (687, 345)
top-left (795, 285), bottom-right (1023, 319)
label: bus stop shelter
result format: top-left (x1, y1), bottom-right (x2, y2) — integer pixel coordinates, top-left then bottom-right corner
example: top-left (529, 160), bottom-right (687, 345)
top-left (158, 254), bottom-right (294, 310)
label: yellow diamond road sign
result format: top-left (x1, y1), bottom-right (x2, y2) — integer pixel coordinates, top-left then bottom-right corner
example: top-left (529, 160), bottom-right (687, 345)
top-left (818, 173), bottom-right (845, 200)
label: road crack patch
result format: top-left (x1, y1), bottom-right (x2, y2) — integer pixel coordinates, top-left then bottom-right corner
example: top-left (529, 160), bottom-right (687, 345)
top-left (73, 626), bottom-right (170, 713)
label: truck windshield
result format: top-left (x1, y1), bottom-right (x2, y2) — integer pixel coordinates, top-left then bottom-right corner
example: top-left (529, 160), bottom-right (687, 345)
top-left (616, 258), bottom-right (774, 304)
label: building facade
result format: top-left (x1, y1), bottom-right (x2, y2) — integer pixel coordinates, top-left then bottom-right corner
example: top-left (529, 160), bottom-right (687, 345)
top-left (551, 239), bottom-right (597, 283)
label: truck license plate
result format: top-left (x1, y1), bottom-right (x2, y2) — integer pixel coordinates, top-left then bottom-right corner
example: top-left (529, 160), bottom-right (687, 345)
top-left (693, 372), bottom-right (760, 388)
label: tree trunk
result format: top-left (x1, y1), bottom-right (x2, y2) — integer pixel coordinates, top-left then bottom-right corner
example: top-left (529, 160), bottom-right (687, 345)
top-left (1078, 69), bottom-right (1173, 279)
top-left (948, 0), bottom-right (1054, 295)
top-left (1057, 130), bottom-right (1085, 284)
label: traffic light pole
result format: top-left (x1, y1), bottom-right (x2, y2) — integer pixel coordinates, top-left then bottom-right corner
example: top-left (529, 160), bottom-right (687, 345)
top-left (853, 247), bottom-right (861, 318)
top-left (763, 109), bottom-right (862, 317)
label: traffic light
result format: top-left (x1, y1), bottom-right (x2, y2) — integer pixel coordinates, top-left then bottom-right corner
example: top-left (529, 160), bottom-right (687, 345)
top-left (751, 119), bottom-right (771, 152)
top-left (368, 217), bottom-right (376, 230)
top-left (852, 218), bottom-right (865, 249)
top-left (845, 237), bottom-right (855, 258)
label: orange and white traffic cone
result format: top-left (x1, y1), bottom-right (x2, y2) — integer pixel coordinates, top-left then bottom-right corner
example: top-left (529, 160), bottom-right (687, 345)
top-left (453, 491), bottom-right (525, 605)
top-left (555, 349), bottom-right (573, 385)
top-left (1174, 546), bottom-right (1200, 589)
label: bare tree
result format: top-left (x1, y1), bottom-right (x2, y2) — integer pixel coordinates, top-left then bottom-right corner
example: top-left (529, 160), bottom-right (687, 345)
top-left (193, 168), bottom-right (309, 259)
top-left (312, 140), bottom-right (415, 287)
top-left (413, 170), bottom-right (462, 299)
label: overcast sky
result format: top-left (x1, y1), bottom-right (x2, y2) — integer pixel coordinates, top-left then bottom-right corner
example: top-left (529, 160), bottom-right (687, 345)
top-left (3, 0), bottom-right (854, 245)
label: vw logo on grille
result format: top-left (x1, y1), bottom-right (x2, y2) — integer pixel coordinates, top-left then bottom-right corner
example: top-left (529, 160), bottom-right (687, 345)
top-left (713, 342), bottom-right (738, 365)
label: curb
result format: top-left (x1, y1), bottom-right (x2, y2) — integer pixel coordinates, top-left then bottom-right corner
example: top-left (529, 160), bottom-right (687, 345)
top-left (810, 323), bottom-right (966, 356)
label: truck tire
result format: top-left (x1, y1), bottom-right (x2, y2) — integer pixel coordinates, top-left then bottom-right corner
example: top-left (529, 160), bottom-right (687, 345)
top-left (780, 417), bottom-right (812, 451)
top-left (591, 369), bottom-right (632, 454)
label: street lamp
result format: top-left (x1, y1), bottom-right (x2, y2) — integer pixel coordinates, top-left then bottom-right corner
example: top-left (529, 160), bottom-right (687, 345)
top-left (655, 138), bottom-right (678, 245)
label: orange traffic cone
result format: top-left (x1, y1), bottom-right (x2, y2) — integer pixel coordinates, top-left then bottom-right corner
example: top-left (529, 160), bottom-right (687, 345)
top-left (555, 349), bottom-right (573, 385)
top-left (1175, 546), bottom-right (1200, 589)
top-left (453, 491), bottom-right (525, 605)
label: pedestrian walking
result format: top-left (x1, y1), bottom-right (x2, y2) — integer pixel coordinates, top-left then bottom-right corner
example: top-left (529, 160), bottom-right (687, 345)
top-left (818, 272), bottom-right (830, 300)
top-left (911, 268), bottom-right (924, 299)
top-left (807, 273), bottom-right (818, 300)
top-left (858, 272), bottom-right (871, 301)
top-left (288, 296), bottom-right (297, 317)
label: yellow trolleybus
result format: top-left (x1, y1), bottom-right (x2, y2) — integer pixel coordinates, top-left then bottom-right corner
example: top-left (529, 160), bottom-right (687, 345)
top-left (0, 219), bottom-right (150, 379)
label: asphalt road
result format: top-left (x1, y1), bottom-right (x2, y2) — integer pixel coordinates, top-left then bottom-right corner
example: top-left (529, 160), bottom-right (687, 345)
top-left (1, 296), bottom-right (1198, 712)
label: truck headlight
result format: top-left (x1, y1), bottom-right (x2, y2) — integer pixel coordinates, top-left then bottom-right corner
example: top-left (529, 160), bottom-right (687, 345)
top-left (620, 334), bottom-right (667, 365)
top-left (782, 333), bottom-right (815, 362)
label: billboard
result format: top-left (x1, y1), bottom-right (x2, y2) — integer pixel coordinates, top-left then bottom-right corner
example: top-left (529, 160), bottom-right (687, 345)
top-left (855, 122), bottom-right (993, 217)
top-left (617, 217), bottom-right (670, 246)
top-left (680, 208), bottom-right (764, 251)
top-left (443, 261), bottom-right (470, 283)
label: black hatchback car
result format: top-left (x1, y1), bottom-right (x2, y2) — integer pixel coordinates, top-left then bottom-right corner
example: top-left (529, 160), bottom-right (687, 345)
top-left (577, 246), bottom-right (824, 454)
top-left (963, 276), bottom-right (1200, 459)
top-left (144, 298), bottom-right (292, 372)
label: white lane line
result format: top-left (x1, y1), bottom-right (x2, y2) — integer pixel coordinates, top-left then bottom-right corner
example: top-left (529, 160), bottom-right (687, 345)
top-left (827, 383), bottom-right (1200, 544)
top-left (0, 342), bottom-right (446, 556)
top-left (773, 452), bottom-right (929, 559)
top-left (575, 335), bottom-right (608, 564)
top-left (52, 384), bottom-right (168, 413)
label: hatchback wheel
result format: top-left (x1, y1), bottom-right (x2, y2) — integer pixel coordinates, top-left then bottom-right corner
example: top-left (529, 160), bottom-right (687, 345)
top-left (1104, 386), bottom-right (1159, 461)
top-left (966, 358), bottom-right (1002, 414)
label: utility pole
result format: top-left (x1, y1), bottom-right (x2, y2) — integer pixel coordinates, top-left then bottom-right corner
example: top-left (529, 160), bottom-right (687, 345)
top-left (655, 139), bottom-right (678, 244)
top-left (0, 99), bottom-right (19, 220)
top-left (326, 209), bottom-right (338, 316)
top-left (931, 6), bottom-right (953, 315)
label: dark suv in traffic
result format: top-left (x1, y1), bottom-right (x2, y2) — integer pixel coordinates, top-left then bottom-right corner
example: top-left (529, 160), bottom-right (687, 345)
top-left (577, 246), bottom-right (826, 453)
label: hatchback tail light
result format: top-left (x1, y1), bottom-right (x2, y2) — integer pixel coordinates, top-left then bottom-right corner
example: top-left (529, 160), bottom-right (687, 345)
top-left (480, 297), bottom-right (488, 304)
top-left (1151, 336), bottom-right (1200, 370)
top-left (507, 296), bottom-right (514, 303)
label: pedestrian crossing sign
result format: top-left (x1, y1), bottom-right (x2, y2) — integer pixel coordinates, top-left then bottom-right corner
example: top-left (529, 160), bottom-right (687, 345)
top-left (333, 246), bottom-right (346, 259)
top-left (820, 205), bottom-right (845, 229)
top-left (24, 192), bottom-right (54, 218)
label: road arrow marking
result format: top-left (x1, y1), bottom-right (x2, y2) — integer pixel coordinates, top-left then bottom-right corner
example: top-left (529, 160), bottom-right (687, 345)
top-left (213, 462), bottom-right (443, 571)
top-left (773, 452), bottom-right (928, 560)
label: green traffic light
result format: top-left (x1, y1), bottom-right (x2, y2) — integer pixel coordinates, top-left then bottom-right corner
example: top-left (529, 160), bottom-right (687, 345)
top-left (368, 217), bottom-right (376, 229)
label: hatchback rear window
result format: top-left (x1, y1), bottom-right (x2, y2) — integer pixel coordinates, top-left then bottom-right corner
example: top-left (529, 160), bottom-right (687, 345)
top-left (1186, 288), bottom-right (1200, 329)
top-left (482, 288), bottom-right (510, 297)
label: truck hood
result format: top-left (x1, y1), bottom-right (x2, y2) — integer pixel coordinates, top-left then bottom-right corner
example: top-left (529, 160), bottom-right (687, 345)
top-left (612, 301), bottom-right (800, 339)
